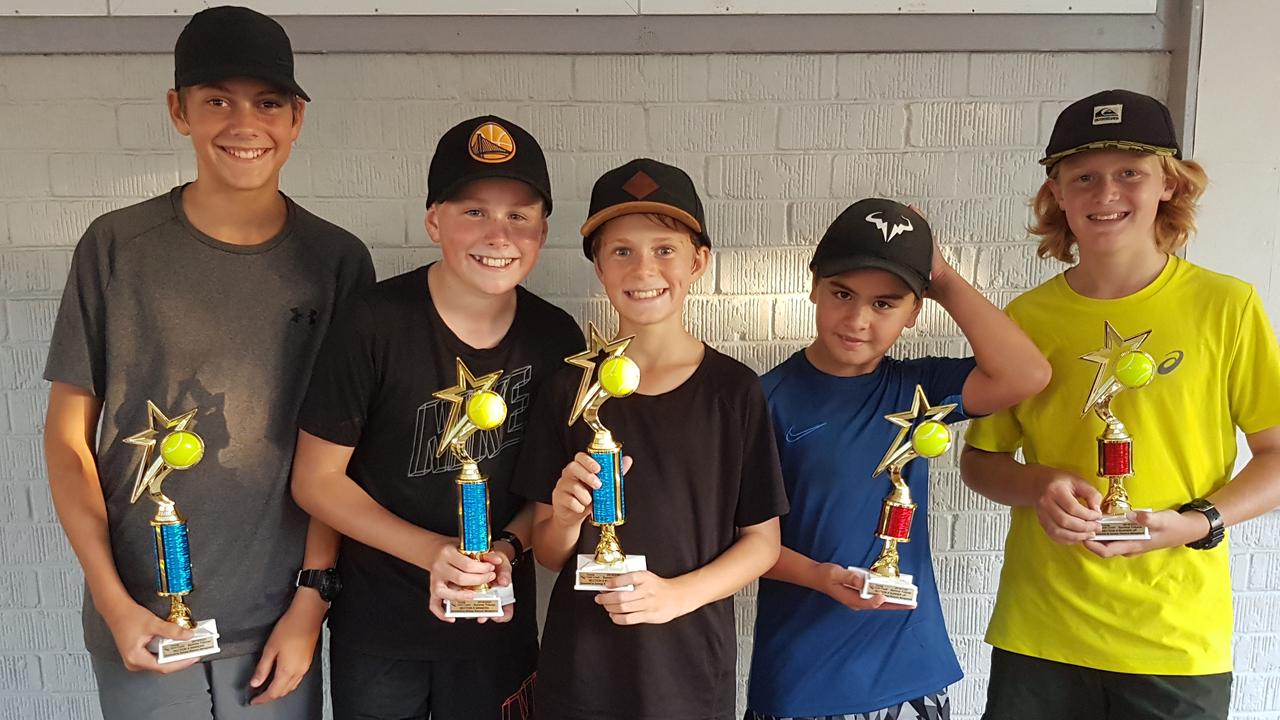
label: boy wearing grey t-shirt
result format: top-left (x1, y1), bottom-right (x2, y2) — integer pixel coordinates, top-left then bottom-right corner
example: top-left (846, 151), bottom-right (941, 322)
top-left (42, 7), bottom-right (373, 719)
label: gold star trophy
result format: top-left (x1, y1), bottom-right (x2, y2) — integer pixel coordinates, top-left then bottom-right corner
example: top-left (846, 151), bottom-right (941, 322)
top-left (432, 358), bottom-right (515, 618)
top-left (566, 322), bottom-right (644, 591)
top-left (1080, 321), bottom-right (1157, 541)
top-left (851, 386), bottom-right (954, 607)
top-left (124, 401), bottom-right (220, 662)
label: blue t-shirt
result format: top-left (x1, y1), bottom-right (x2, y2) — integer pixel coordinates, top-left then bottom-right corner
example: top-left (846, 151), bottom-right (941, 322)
top-left (747, 351), bottom-right (976, 717)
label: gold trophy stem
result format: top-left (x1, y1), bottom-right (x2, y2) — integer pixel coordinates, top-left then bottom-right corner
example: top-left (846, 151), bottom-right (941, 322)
top-left (869, 539), bottom-right (900, 577)
top-left (166, 595), bottom-right (194, 629)
top-left (594, 523), bottom-right (625, 565)
top-left (1102, 478), bottom-right (1132, 515)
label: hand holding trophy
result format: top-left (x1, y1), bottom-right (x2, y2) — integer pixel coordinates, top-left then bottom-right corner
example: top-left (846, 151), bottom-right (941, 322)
top-left (433, 358), bottom-right (516, 618)
top-left (565, 323), bottom-right (645, 592)
top-left (124, 401), bottom-right (221, 663)
top-left (1080, 321), bottom-right (1157, 541)
top-left (851, 385), bottom-right (955, 608)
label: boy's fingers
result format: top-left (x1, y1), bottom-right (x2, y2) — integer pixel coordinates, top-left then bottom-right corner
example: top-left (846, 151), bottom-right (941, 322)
top-left (250, 648), bottom-right (276, 687)
top-left (151, 618), bottom-right (195, 641)
top-left (574, 452), bottom-right (601, 474)
top-left (621, 455), bottom-right (634, 474)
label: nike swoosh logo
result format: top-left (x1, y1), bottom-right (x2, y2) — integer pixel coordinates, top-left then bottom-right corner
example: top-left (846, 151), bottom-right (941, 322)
top-left (785, 423), bottom-right (827, 443)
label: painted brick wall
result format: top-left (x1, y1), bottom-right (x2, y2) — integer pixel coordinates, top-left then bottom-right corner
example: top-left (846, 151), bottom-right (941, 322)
top-left (0, 50), bottom-right (1268, 720)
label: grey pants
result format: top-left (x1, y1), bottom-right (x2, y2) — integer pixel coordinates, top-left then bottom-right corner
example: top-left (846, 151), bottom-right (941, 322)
top-left (91, 647), bottom-right (322, 720)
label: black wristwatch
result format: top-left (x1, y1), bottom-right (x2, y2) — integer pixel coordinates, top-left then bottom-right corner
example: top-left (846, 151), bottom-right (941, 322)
top-left (1178, 499), bottom-right (1225, 550)
top-left (295, 568), bottom-right (342, 602)
top-left (494, 531), bottom-right (525, 568)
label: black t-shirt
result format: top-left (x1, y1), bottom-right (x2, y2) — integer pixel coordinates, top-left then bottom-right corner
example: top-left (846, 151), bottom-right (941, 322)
top-left (514, 346), bottom-right (789, 720)
top-left (297, 264), bottom-right (583, 660)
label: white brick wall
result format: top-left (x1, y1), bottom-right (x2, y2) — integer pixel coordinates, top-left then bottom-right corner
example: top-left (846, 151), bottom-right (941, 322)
top-left (0, 49), bottom-right (1271, 720)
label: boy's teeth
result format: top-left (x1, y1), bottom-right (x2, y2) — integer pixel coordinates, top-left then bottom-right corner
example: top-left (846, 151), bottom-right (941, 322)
top-left (1091, 212), bottom-right (1125, 220)
top-left (629, 289), bottom-right (665, 299)
top-left (225, 147), bottom-right (268, 159)
top-left (474, 256), bottom-right (515, 268)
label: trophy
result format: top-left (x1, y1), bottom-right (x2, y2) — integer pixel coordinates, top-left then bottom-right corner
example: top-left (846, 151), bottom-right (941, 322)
top-left (850, 385), bottom-right (954, 607)
top-left (566, 323), bottom-right (644, 592)
top-left (1080, 321), bottom-right (1157, 541)
top-left (433, 358), bottom-right (516, 618)
top-left (123, 401), bottom-right (220, 663)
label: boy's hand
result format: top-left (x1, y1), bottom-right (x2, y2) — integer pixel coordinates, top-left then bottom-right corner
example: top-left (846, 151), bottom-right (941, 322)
top-left (426, 539), bottom-right (498, 623)
top-left (1034, 468), bottom-right (1104, 544)
top-left (596, 571), bottom-right (692, 625)
top-left (1083, 508), bottom-right (1212, 559)
top-left (925, 238), bottom-right (957, 297)
top-left (101, 598), bottom-right (198, 674)
top-left (551, 453), bottom-right (633, 527)
top-left (249, 589), bottom-right (326, 705)
top-left (819, 563), bottom-right (909, 612)
top-left (428, 549), bottom-right (516, 624)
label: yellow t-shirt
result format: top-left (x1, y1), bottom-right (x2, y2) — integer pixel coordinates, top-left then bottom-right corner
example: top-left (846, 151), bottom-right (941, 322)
top-left (965, 255), bottom-right (1280, 675)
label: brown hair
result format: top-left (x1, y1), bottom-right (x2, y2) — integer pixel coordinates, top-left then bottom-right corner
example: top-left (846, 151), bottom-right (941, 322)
top-left (1031, 154), bottom-right (1208, 263)
top-left (587, 213), bottom-right (698, 260)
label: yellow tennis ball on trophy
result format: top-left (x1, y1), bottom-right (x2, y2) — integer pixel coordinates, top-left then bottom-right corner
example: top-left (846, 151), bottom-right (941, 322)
top-left (1115, 350), bottom-right (1156, 389)
top-left (599, 356), bottom-right (640, 398)
top-left (466, 390), bottom-right (507, 430)
top-left (911, 420), bottom-right (951, 459)
top-left (160, 430), bottom-right (205, 470)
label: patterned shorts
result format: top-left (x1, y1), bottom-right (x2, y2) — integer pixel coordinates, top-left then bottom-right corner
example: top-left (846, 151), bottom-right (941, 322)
top-left (746, 689), bottom-right (950, 720)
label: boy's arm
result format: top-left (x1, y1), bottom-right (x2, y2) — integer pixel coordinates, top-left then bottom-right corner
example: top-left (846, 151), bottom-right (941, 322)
top-left (290, 430), bottom-right (498, 594)
top-left (44, 381), bottom-right (196, 673)
top-left (1086, 425), bottom-right (1280, 557)
top-left (597, 517), bottom-right (781, 625)
top-left (928, 247), bottom-right (1051, 417)
top-left (960, 445), bottom-right (1104, 544)
top-left (248, 517), bottom-right (339, 704)
top-left (762, 545), bottom-right (901, 611)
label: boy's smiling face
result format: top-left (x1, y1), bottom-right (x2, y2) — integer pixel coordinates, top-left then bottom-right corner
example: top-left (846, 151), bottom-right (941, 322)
top-left (168, 76), bottom-right (303, 195)
top-left (426, 178), bottom-right (548, 297)
top-left (807, 268), bottom-right (921, 377)
top-left (593, 213), bottom-right (709, 331)
top-left (1049, 149), bottom-right (1176, 255)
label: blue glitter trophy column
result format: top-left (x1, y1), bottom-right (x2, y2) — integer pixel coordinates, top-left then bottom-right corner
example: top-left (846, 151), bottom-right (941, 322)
top-left (124, 401), bottom-right (220, 663)
top-left (850, 386), bottom-right (955, 608)
top-left (433, 359), bottom-right (515, 618)
top-left (566, 323), bottom-right (645, 592)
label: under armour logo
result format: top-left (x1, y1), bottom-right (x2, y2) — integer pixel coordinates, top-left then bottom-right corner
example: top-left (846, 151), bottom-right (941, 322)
top-left (290, 307), bottom-right (318, 325)
top-left (865, 212), bottom-right (913, 242)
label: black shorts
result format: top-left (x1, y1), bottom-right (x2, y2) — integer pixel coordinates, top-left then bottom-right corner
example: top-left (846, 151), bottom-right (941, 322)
top-left (983, 647), bottom-right (1231, 720)
top-left (330, 638), bottom-right (538, 720)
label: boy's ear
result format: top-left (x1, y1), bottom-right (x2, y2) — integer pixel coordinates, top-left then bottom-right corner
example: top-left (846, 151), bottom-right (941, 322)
top-left (289, 99), bottom-right (307, 142)
top-left (424, 205), bottom-right (443, 246)
top-left (690, 243), bottom-right (711, 282)
top-left (808, 274), bottom-right (820, 304)
top-left (905, 296), bottom-right (923, 329)
top-left (1160, 170), bottom-right (1177, 202)
top-left (167, 89), bottom-right (191, 136)
top-left (1044, 177), bottom-right (1064, 207)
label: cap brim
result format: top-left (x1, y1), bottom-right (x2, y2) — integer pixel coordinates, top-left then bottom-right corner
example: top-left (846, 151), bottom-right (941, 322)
top-left (176, 64), bottom-right (310, 102)
top-left (1040, 140), bottom-right (1178, 169)
top-left (810, 255), bottom-right (928, 297)
top-left (579, 201), bottom-right (702, 238)
top-left (432, 171), bottom-right (554, 215)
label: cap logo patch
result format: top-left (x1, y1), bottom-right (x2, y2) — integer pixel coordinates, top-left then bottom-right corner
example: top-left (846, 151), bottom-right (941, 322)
top-left (468, 122), bottom-right (516, 164)
top-left (622, 171), bottom-right (659, 200)
top-left (865, 212), bottom-right (913, 243)
top-left (1092, 104), bottom-right (1123, 125)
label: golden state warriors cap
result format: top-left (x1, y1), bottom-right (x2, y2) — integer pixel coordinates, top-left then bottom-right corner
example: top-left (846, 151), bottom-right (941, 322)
top-left (426, 116), bottom-right (552, 213)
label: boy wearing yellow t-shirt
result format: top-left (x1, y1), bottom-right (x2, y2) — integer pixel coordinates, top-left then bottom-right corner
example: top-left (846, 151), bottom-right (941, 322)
top-left (962, 90), bottom-right (1280, 720)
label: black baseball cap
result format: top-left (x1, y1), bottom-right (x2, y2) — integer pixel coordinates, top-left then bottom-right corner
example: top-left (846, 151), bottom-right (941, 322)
top-left (1041, 89), bottom-right (1180, 171)
top-left (810, 199), bottom-right (932, 297)
top-left (174, 6), bottom-right (309, 102)
top-left (426, 116), bottom-right (552, 213)
top-left (580, 158), bottom-right (710, 259)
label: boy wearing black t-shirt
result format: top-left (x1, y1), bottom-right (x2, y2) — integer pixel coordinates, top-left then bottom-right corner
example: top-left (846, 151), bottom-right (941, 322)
top-left (291, 116), bottom-right (582, 718)
top-left (514, 158), bottom-right (790, 720)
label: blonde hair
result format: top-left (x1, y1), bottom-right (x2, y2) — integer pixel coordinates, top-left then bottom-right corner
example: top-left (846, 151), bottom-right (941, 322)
top-left (1031, 155), bottom-right (1208, 263)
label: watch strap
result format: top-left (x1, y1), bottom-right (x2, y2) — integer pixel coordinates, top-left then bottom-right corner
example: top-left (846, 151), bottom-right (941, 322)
top-left (495, 531), bottom-right (525, 567)
top-left (1179, 499), bottom-right (1225, 550)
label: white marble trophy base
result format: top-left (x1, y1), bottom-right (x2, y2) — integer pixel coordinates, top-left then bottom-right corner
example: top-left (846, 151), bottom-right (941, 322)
top-left (445, 584), bottom-right (516, 618)
top-left (848, 566), bottom-right (919, 608)
top-left (150, 618), bottom-right (221, 663)
top-left (1091, 510), bottom-right (1152, 541)
top-left (575, 554), bottom-right (647, 592)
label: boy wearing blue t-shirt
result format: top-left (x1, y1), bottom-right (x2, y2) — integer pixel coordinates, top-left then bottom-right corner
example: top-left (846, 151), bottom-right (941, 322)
top-left (745, 199), bottom-right (1050, 720)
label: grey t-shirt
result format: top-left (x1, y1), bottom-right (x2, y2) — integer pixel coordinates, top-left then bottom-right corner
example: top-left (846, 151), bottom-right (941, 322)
top-left (44, 185), bottom-right (375, 660)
